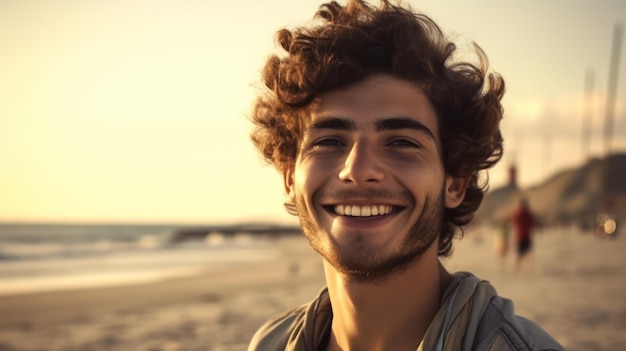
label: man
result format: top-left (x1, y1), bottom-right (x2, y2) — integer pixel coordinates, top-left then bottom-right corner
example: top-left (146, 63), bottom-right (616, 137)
top-left (248, 1), bottom-right (564, 350)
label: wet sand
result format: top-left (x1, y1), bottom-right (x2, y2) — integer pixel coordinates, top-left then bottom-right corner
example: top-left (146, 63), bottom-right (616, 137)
top-left (0, 228), bottom-right (623, 351)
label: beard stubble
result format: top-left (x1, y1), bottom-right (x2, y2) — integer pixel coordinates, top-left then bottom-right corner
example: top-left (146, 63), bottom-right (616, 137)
top-left (296, 186), bottom-right (445, 283)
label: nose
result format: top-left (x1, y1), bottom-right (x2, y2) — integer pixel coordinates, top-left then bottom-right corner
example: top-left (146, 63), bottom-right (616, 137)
top-left (338, 141), bottom-right (385, 184)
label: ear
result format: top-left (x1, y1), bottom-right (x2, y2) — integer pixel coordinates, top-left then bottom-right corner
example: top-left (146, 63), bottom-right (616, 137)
top-left (283, 168), bottom-right (296, 204)
top-left (444, 175), bottom-right (470, 209)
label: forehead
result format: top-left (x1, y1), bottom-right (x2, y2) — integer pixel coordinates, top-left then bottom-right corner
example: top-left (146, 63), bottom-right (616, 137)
top-left (311, 74), bottom-right (439, 136)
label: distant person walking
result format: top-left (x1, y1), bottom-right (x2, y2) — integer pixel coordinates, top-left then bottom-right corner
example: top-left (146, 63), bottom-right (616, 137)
top-left (493, 219), bottom-right (511, 261)
top-left (511, 196), bottom-right (536, 270)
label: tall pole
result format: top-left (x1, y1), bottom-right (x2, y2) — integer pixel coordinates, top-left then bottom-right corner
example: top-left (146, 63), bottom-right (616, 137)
top-left (603, 24), bottom-right (623, 156)
top-left (582, 68), bottom-right (594, 161)
top-left (602, 23), bottom-right (623, 215)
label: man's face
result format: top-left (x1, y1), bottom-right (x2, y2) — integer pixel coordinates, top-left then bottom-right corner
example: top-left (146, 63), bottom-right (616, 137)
top-left (285, 74), bottom-right (466, 282)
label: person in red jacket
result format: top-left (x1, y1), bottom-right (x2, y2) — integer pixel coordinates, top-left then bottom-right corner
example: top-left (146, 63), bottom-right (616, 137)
top-left (511, 195), bottom-right (536, 269)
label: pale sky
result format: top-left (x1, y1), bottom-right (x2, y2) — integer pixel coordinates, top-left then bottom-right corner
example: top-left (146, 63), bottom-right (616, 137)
top-left (1, 0), bottom-right (625, 224)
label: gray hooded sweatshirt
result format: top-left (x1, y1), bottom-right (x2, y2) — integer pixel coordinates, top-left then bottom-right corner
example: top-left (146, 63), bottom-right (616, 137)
top-left (247, 272), bottom-right (565, 351)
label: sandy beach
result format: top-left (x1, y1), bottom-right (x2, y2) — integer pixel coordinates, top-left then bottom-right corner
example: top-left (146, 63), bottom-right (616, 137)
top-left (0, 227), bottom-right (624, 351)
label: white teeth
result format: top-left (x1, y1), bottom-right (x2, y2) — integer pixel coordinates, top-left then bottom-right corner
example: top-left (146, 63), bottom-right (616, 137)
top-left (351, 206), bottom-right (358, 216)
top-left (371, 206), bottom-right (379, 216)
top-left (361, 206), bottom-right (371, 216)
top-left (336, 205), bottom-right (345, 215)
top-left (333, 205), bottom-right (393, 217)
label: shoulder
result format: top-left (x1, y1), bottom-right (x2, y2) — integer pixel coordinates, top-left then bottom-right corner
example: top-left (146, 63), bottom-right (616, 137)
top-left (473, 295), bottom-right (565, 351)
top-left (247, 305), bottom-right (307, 351)
top-left (247, 287), bottom-right (332, 350)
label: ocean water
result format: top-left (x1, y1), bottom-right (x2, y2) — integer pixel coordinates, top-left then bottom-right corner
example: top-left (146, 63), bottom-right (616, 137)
top-left (0, 223), bottom-right (279, 296)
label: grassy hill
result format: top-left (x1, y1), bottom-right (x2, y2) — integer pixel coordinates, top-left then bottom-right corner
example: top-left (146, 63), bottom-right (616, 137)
top-left (476, 153), bottom-right (626, 228)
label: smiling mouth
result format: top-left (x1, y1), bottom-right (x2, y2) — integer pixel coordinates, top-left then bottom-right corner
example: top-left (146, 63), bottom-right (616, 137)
top-left (325, 204), bottom-right (403, 217)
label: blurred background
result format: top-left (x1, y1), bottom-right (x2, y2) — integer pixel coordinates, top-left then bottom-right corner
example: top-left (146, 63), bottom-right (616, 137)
top-left (1, 0), bottom-right (625, 225)
top-left (0, 0), bottom-right (625, 350)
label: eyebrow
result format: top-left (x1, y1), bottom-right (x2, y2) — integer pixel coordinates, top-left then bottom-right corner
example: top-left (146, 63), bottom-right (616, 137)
top-left (374, 117), bottom-right (435, 139)
top-left (307, 117), bottom-right (356, 132)
top-left (306, 116), bottom-right (435, 140)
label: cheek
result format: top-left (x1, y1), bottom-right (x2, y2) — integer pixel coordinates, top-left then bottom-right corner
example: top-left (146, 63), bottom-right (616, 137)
top-left (397, 162), bottom-right (446, 199)
top-left (294, 158), bottom-right (334, 195)
top-left (397, 159), bottom-right (444, 181)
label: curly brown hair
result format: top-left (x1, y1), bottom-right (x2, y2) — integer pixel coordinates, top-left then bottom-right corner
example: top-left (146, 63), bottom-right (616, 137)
top-left (250, 0), bottom-right (504, 256)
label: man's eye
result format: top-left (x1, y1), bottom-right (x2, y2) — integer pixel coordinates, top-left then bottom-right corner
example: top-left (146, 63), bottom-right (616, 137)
top-left (313, 138), bottom-right (344, 147)
top-left (388, 139), bottom-right (420, 148)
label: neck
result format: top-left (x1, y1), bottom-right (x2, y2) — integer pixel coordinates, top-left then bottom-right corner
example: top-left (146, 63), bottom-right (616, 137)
top-left (323, 245), bottom-right (451, 351)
